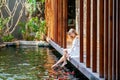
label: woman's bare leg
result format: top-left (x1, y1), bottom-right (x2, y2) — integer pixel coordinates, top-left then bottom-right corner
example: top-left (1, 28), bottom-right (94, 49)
top-left (51, 50), bottom-right (68, 68)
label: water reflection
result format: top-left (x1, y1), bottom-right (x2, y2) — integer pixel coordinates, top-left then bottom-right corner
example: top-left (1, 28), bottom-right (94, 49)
top-left (0, 46), bottom-right (78, 80)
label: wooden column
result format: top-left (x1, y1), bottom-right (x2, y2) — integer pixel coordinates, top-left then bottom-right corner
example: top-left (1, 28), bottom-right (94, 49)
top-left (53, 0), bottom-right (58, 43)
top-left (62, 0), bottom-right (68, 48)
top-left (112, 0), bottom-right (117, 79)
top-left (118, 0), bottom-right (120, 79)
top-left (57, 0), bottom-right (61, 46)
top-left (57, 0), bottom-right (60, 45)
top-left (99, 0), bottom-right (104, 78)
top-left (104, 0), bottom-right (108, 79)
top-left (60, 0), bottom-right (63, 47)
top-left (86, 0), bottom-right (91, 68)
top-left (92, 0), bottom-right (97, 72)
top-left (80, 0), bottom-right (84, 62)
top-left (108, 0), bottom-right (113, 80)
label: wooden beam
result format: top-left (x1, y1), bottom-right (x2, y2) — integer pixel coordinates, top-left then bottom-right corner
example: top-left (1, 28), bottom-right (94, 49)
top-left (80, 0), bottom-right (84, 62)
top-left (57, 0), bottom-right (61, 45)
top-left (92, 0), bottom-right (97, 72)
top-left (112, 0), bottom-right (117, 79)
top-left (99, 0), bottom-right (104, 78)
top-left (53, 0), bottom-right (58, 43)
top-left (104, 0), bottom-right (108, 79)
top-left (60, 0), bottom-right (63, 47)
top-left (62, 0), bottom-right (68, 48)
top-left (118, 0), bottom-right (120, 79)
top-left (86, 0), bottom-right (91, 68)
top-left (108, 0), bottom-right (113, 79)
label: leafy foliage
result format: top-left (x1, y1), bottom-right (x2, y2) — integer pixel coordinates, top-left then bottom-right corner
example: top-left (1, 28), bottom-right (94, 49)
top-left (2, 34), bottom-right (14, 42)
top-left (0, 17), bottom-right (10, 35)
top-left (19, 17), bottom-right (46, 40)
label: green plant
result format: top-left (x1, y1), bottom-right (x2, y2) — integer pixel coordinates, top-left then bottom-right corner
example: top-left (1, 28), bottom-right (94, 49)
top-left (2, 34), bottom-right (14, 42)
top-left (19, 17), bottom-right (46, 41)
top-left (35, 20), bottom-right (46, 40)
top-left (26, 0), bottom-right (36, 13)
top-left (0, 17), bottom-right (10, 35)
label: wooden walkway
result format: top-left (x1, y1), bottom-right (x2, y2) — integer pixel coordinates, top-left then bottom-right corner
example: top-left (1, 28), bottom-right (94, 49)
top-left (48, 39), bottom-right (104, 80)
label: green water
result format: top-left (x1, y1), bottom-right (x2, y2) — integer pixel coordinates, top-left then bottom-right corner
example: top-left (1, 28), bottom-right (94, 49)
top-left (0, 46), bottom-right (79, 80)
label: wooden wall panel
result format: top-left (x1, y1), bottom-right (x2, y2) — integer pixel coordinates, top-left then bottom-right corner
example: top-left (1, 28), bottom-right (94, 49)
top-left (112, 0), bottom-right (117, 79)
top-left (99, 0), bottom-right (104, 78)
top-left (116, 0), bottom-right (120, 80)
top-left (92, 0), bottom-right (97, 72)
top-left (62, 0), bottom-right (68, 48)
top-left (53, 0), bottom-right (58, 43)
top-left (80, 0), bottom-right (84, 62)
top-left (108, 0), bottom-right (113, 79)
top-left (86, 0), bottom-right (91, 68)
top-left (104, 0), bottom-right (108, 79)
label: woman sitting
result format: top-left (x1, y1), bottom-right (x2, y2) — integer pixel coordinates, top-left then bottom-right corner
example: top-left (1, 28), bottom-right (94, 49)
top-left (47, 28), bottom-right (80, 68)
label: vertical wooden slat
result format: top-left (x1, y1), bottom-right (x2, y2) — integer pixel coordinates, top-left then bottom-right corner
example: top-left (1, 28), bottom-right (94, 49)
top-left (80, 0), bottom-right (84, 62)
top-left (108, 0), bottom-right (113, 79)
top-left (60, 0), bottom-right (63, 47)
top-left (99, 0), bottom-right (104, 78)
top-left (104, 0), bottom-right (108, 79)
top-left (117, 0), bottom-right (119, 79)
top-left (112, 0), bottom-right (117, 79)
top-left (53, 0), bottom-right (58, 43)
top-left (116, 0), bottom-right (119, 79)
top-left (63, 0), bottom-right (68, 48)
top-left (92, 0), bottom-right (97, 72)
top-left (57, 0), bottom-right (60, 45)
top-left (86, 0), bottom-right (91, 68)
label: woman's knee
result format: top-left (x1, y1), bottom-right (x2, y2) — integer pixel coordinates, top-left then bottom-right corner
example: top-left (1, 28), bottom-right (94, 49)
top-left (63, 50), bottom-right (68, 56)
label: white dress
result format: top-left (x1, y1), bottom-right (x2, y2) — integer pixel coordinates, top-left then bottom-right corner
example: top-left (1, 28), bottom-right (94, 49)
top-left (66, 36), bottom-right (80, 58)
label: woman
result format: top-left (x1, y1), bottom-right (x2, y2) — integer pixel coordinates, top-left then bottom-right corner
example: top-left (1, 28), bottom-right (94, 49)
top-left (47, 28), bottom-right (80, 68)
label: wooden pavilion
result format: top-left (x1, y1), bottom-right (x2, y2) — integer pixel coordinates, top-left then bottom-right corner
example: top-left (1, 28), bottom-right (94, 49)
top-left (45, 0), bottom-right (120, 80)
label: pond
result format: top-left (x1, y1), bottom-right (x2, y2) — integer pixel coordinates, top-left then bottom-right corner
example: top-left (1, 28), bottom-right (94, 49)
top-left (0, 46), bottom-right (85, 80)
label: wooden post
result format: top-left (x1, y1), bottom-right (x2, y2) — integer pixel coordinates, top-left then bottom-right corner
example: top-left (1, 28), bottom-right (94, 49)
top-left (108, 0), bottom-right (113, 79)
top-left (86, 0), bottom-right (91, 68)
top-left (92, 0), bottom-right (97, 72)
top-left (112, 0), bottom-right (117, 79)
top-left (59, 0), bottom-right (63, 47)
top-left (53, 0), bottom-right (58, 43)
top-left (99, 0), bottom-right (104, 78)
top-left (80, 0), bottom-right (84, 62)
top-left (117, 1), bottom-right (120, 78)
top-left (62, 0), bottom-right (68, 48)
top-left (104, 0), bottom-right (108, 79)
top-left (57, 0), bottom-right (60, 45)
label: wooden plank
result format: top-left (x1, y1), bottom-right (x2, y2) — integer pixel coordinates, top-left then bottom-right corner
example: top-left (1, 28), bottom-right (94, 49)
top-left (57, 0), bottom-right (61, 45)
top-left (53, 0), bottom-right (58, 43)
top-left (80, 0), bottom-right (84, 62)
top-left (116, 0), bottom-right (120, 80)
top-left (112, 0), bottom-right (117, 79)
top-left (62, 0), bottom-right (68, 48)
top-left (59, 0), bottom-right (64, 47)
top-left (86, 0), bottom-right (91, 68)
top-left (104, 0), bottom-right (108, 79)
top-left (92, 0), bottom-right (97, 72)
top-left (108, 0), bottom-right (113, 79)
top-left (99, 0), bottom-right (104, 78)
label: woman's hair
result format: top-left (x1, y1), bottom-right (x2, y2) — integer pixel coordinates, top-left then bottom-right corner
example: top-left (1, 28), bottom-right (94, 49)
top-left (68, 28), bottom-right (78, 35)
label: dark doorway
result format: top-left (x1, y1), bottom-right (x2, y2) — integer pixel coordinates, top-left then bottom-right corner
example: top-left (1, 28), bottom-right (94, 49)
top-left (67, 0), bottom-right (76, 31)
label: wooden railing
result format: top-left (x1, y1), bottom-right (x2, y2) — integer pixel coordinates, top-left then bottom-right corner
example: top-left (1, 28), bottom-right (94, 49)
top-left (45, 0), bottom-right (120, 79)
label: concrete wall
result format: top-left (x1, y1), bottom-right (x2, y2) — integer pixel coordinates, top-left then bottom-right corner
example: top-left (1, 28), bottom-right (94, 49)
top-left (1, 0), bottom-right (26, 39)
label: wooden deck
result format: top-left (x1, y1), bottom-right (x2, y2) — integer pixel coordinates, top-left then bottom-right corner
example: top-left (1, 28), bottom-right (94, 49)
top-left (48, 39), bottom-right (104, 80)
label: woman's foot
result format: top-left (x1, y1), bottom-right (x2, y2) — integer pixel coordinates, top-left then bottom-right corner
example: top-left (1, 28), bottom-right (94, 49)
top-left (61, 61), bottom-right (67, 67)
top-left (51, 64), bottom-right (58, 69)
